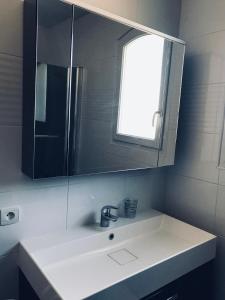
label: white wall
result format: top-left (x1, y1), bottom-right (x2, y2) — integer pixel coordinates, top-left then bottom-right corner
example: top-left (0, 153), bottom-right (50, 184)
top-left (0, 0), bottom-right (181, 299)
top-left (164, 1), bottom-right (225, 299)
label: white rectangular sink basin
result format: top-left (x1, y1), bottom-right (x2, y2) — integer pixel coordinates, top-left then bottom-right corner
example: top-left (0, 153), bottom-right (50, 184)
top-left (19, 210), bottom-right (216, 300)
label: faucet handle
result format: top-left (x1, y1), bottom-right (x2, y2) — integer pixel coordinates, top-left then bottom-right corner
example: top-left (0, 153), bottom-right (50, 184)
top-left (101, 205), bottom-right (118, 214)
top-left (100, 205), bottom-right (119, 227)
top-left (101, 205), bottom-right (118, 221)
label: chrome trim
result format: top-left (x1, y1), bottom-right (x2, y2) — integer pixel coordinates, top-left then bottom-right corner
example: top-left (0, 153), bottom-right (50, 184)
top-left (64, 5), bottom-right (75, 176)
top-left (70, 66), bottom-right (84, 175)
top-left (33, 0), bottom-right (39, 179)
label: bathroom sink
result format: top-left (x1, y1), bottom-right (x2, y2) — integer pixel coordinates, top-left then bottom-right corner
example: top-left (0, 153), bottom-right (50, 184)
top-left (19, 210), bottom-right (216, 300)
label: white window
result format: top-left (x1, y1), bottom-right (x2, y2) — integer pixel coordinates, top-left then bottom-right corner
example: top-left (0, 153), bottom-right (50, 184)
top-left (115, 33), bottom-right (171, 149)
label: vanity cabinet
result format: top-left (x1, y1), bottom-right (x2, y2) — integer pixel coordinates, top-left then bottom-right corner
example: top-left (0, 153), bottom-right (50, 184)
top-left (141, 262), bottom-right (213, 300)
top-left (22, 0), bottom-right (185, 179)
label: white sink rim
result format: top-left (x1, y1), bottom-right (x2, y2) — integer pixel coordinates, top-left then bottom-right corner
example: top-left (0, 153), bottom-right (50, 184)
top-left (19, 210), bottom-right (216, 300)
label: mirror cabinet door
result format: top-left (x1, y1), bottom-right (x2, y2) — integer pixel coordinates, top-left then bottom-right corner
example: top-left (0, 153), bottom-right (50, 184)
top-left (69, 7), bottom-right (184, 175)
top-left (34, 0), bottom-right (73, 178)
top-left (23, 0), bottom-right (73, 179)
top-left (158, 42), bottom-right (185, 167)
top-left (70, 9), bottom-right (160, 175)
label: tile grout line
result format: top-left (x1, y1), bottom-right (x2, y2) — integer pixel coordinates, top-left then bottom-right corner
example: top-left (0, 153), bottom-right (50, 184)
top-left (0, 181), bottom-right (68, 195)
top-left (180, 28), bottom-right (225, 43)
top-left (167, 170), bottom-right (220, 186)
top-left (0, 51), bottom-right (22, 59)
top-left (182, 82), bottom-right (225, 89)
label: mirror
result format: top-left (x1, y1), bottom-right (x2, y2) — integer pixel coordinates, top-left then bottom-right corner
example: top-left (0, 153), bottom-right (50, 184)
top-left (34, 0), bottom-right (72, 178)
top-left (22, 0), bottom-right (185, 179)
top-left (69, 6), bottom-right (185, 175)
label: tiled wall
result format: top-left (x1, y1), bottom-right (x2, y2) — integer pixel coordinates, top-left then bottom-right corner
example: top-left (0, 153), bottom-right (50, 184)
top-left (0, 0), bottom-right (181, 299)
top-left (164, 0), bottom-right (225, 299)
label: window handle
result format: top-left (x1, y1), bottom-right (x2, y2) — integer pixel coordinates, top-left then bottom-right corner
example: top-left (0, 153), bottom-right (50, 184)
top-left (152, 111), bottom-right (162, 127)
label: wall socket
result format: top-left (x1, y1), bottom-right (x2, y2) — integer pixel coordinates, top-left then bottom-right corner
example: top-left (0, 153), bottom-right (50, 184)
top-left (0, 207), bottom-right (20, 226)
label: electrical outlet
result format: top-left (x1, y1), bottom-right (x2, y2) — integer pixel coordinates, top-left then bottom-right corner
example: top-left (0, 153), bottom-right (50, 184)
top-left (0, 207), bottom-right (19, 226)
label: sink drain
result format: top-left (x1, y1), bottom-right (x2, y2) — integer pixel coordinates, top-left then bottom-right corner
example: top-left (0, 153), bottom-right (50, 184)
top-left (109, 233), bottom-right (115, 240)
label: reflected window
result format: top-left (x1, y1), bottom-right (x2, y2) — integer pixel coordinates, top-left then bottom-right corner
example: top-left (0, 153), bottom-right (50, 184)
top-left (116, 34), bottom-right (171, 149)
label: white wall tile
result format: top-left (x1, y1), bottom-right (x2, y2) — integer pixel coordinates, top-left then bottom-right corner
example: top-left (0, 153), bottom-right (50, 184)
top-left (0, 251), bottom-right (18, 300)
top-left (67, 173), bottom-right (126, 229)
top-left (165, 175), bottom-right (217, 232)
top-left (136, 0), bottom-right (181, 36)
top-left (0, 0), bottom-right (23, 57)
top-left (0, 126), bottom-right (22, 189)
top-left (125, 170), bottom-right (165, 212)
top-left (67, 170), bottom-right (163, 230)
top-left (218, 169), bottom-right (225, 186)
top-left (180, 84), bottom-right (225, 134)
top-left (0, 54), bottom-right (22, 126)
top-left (180, 0), bottom-right (225, 41)
top-left (0, 186), bottom-right (68, 256)
top-left (173, 131), bottom-right (220, 183)
top-left (183, 32), bottom-right (225, 86)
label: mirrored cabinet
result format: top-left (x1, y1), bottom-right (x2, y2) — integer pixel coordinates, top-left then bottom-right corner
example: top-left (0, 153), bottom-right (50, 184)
top-left (22, 0), bottom-right (185, 179)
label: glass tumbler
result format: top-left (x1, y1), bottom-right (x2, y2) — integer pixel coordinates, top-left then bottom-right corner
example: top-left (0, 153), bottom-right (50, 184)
top-left (124, 198), bottom-right (138, 218)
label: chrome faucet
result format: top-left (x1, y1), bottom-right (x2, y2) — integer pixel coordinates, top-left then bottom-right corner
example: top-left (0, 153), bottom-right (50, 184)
top-left (100, 205), bottom-right (119, 227)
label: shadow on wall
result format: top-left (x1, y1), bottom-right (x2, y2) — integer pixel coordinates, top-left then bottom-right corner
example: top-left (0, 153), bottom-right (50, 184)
top-left (174, 53), bottom-right (223, 169)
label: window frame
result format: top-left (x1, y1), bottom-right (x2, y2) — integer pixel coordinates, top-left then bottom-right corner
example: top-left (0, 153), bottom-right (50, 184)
top-left (113, 30), bottom-right (172, 150)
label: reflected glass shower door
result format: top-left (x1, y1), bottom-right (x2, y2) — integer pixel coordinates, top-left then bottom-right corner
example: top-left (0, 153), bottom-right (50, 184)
top-left (34, 0), bottom-right (73, 178)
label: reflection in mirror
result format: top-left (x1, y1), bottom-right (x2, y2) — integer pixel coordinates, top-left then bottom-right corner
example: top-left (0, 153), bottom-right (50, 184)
top-left (115, 33), bottom-right (171, 148)
top-left (34, 0), bottom-right (73, 178)
top-left (69, 8), bottom-right (181, 175)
